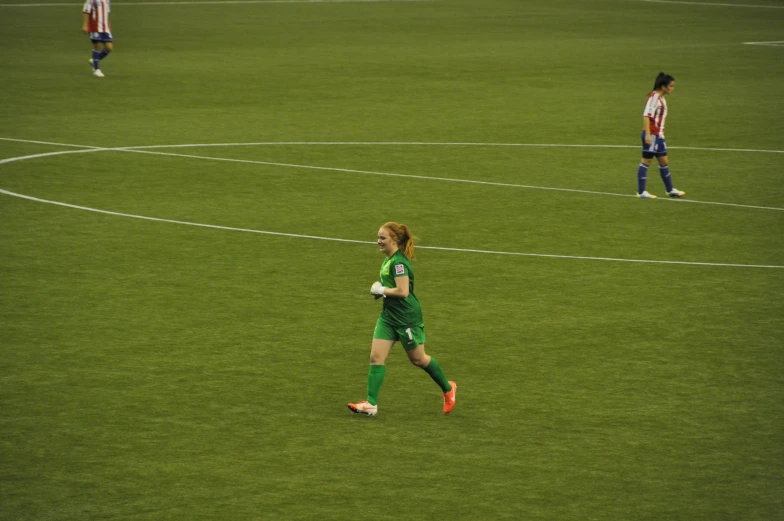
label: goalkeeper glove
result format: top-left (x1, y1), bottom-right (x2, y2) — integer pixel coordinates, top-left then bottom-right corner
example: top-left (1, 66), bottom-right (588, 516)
top-left (370, 281), bottom-right (386, 299)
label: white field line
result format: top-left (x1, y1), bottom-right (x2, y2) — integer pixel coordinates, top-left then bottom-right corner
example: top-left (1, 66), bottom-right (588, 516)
top-left (117, 147), bottom-right (784, 212)
top-left (121, 141), bottom-right (784, 155)
top-left (0, 186), bottom-right (370, 244)
top-left (1, 186), bottom-right (782, 269)
top-left (0, 137), bottom-right (101, 149)
top-left (123, 147), bottom-right (644, 199)
top-left (1, 137), bottom-right (782, 211)
top-left (0, 148), bottom-right (110, 165)
top-left (1, 141), bottom-right (782, 268)
top-left (743, 41), bottom-right (784, 46)
top-left (2, 137), bottom-right (783, 155)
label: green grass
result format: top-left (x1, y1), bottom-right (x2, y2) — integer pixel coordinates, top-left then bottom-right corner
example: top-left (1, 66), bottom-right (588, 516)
top-left (1, 0), bottom-right (783, 520)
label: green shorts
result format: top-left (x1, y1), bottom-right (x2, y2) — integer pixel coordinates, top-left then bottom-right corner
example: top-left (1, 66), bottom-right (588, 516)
top-left (373, 316), bottom-right (426, 351)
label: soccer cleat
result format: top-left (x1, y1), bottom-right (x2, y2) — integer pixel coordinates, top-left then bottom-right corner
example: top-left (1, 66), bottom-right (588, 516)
top-left (93, 69), bottom-right (105, 78)
top-left (443, 381), bottom-right (456, 414)
top-left (668, 188), bottom-right (686, 198)
top-left (637, 191), bottom-right (657, 199)
top-left (348, 400), bottom-right (377, 417)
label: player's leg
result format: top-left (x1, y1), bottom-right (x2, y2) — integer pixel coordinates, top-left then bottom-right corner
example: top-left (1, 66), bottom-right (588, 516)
top-left (369, 337), bottom-right (394, 366)
top-left (637, 131), bottom-right (656, 198)
top-left (366, 338), bottom-right (393, 401)
top-left (656, 152), bottom-right (674, 193)
top-left (93, 38), bottom-right (114, 61)
top-left (405, 339), bottom-right (456, 413)
top-left (98, 41), bottom-right (113, 61)
top-left (348, 320), bottom-right (395, 416)
top-left (637, 157), bottom-right (655, 198)
top-left (347, 339), bottom-right (392, 416)
top-left (90, 34), bottom-right (113, 77)
top-left (406, 343), bottom-right (448, 389)
top-left (657, 154), bottom-right (685, 197)
top-left (91, 40), bottom-right (102, 71)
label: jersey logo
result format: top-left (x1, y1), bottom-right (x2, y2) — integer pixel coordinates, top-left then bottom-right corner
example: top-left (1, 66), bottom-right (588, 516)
top-left (395, 264), bottom-right (405, 275)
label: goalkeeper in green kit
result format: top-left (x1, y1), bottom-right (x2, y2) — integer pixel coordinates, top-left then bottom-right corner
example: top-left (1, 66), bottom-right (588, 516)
top-left (348, 222), bottom-right (456, 417)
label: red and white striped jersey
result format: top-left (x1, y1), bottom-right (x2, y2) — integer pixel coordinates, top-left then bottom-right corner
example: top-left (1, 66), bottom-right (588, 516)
top-left (83, 0), bottom-right (111, 34)
top-left (642, 91), bottom-right (668, 138)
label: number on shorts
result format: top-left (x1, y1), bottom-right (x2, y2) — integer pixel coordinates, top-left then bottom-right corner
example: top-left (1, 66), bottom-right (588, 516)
top-left (405, 328), bottom-right (413, 341)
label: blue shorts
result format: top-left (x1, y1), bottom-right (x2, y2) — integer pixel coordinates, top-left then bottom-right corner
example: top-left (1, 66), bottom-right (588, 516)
top-left (89, 32), bottom-right (113, 43)
top-left (641, 131), bottom-right (667, 158)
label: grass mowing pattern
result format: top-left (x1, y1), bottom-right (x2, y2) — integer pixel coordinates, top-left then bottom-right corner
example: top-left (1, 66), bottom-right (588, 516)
top-left (1, 0), bottom-right (782, 519)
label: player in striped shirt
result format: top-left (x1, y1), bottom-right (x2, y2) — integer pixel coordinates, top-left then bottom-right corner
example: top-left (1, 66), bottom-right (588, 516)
top-left (635, 72), bottom-right (686, 199)
top-left (82, 0), bottom-right (113, 78)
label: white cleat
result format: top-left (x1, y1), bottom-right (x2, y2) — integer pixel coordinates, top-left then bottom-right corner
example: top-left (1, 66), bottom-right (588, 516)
top-left (93, 69), bottom-right (105, 78)
top-left (668, 188), bottom-right (686, 198)
top-left (637, 191), bottom-right (657, 199)
top-left (348, 400), bottom-right (378, 417)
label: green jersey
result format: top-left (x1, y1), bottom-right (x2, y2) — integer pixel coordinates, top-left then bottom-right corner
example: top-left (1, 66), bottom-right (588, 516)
top-left (379, 250), bottom-right (423, 327)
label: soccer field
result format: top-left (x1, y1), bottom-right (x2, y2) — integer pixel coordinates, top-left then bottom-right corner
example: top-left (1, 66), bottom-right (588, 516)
top-left (1, 0), bottom-right (782, 520)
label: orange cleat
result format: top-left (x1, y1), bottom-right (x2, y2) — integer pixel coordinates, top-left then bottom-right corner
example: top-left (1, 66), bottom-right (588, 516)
top-left (443, 381), bottom-right (456, 414)
top-left (348, 400), bottom-right (378, 417)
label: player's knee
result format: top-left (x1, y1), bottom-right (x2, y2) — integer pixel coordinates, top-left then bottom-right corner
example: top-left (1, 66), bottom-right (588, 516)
top-left (409, 355), bottom-right (428, 368)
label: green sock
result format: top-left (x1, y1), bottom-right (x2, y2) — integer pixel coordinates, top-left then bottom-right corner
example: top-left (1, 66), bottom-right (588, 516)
top-left (367, 364), bottom-right (386, 406)
top-left (424, 357), bottom-right (451, 393)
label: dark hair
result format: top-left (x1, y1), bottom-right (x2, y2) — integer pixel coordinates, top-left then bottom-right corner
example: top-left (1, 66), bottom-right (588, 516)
top-left (653, 72), bottom-right (675, 91)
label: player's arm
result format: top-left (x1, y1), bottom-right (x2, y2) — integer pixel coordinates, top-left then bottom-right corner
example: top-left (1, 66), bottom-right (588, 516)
top-left (385, 276), bottom-right (409, 299)
top-left (370, 276), bottom-right (409, 299)
top-left (82, 11), bottom-right (90, 33)
top-left (642, 116), bottom-right (652, 145)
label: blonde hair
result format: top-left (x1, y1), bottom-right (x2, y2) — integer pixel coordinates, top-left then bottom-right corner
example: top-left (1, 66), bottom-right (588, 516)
top-left (382, 222), bottom-right (416, 260)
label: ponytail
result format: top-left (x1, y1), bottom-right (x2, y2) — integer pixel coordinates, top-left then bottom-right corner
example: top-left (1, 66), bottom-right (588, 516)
top-left (653, 72), bottom-right (675, 92)
top-left (382, 221), bottom-right (416, 260)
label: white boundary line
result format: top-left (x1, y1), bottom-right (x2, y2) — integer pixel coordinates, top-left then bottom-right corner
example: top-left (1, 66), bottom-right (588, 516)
top-left (1, 139), bottom-right (782, 268)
